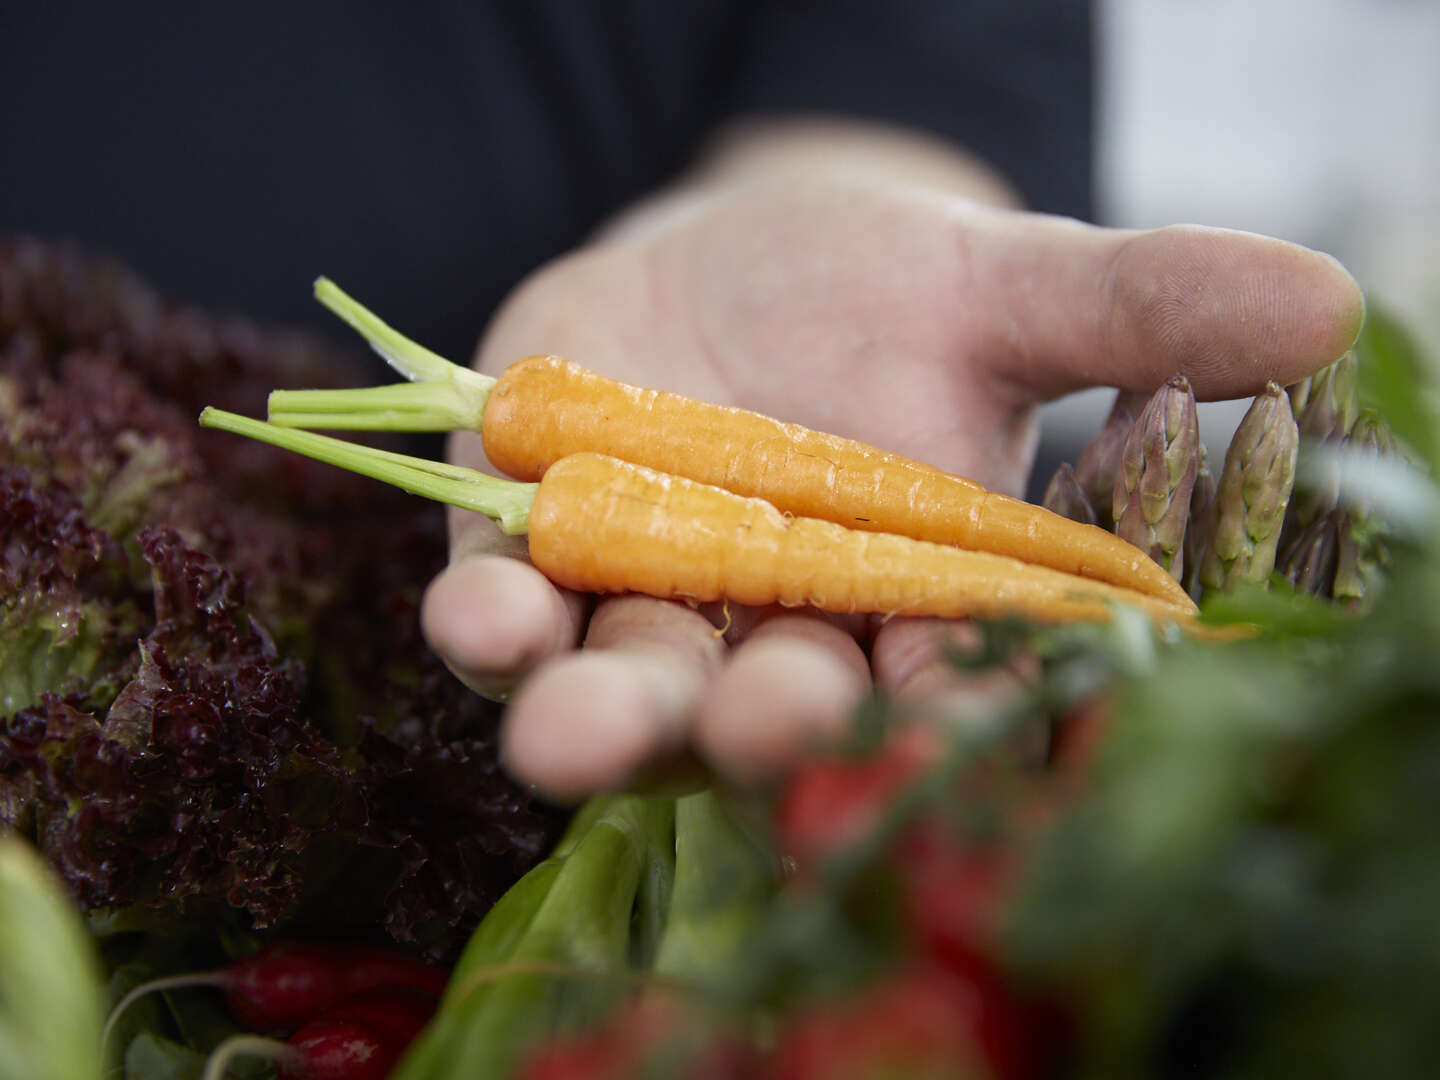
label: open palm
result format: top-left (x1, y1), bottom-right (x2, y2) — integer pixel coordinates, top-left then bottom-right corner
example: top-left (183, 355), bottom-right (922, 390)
top-left (428, 180), bottom-right (1362, 799)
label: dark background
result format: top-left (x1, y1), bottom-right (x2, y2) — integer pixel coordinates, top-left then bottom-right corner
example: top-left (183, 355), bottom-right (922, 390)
top-left (1, 2), bottom-right (1092, 371)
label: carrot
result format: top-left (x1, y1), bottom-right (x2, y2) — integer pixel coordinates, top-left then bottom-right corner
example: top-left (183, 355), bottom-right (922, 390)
top-left (199, 409), bottom-right (1197, 630)
top-left (265, 279), bottom-right (1197, 614)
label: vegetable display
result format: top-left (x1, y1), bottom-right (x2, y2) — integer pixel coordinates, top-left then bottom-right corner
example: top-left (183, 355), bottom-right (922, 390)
top-left (264, 280), bottom-right (1196, 612)
top-left (6, 238), bottom-right (1438, 1079)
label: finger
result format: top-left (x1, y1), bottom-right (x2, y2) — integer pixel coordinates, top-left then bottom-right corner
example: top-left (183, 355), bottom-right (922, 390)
top-left (871, 617), bottom-right (1043, 763)
top-left (968, 214), bottom-right (1365, 402)
top-left (694, 613), bottom-right (870, 785)
top-left (500, 596), bottom-right (725, 801)
top-left (422, 426), bottom-right (591, 700)
top-left (420, 551), bottom-right (585, 702)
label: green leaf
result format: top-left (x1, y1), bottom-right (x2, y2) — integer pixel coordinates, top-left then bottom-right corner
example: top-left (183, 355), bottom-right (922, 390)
top-left (1198, 578), bottom-right (1354, 639)
top-left (1355, 302), bottom-right (1439, 472)
top-left (0, 835), bottom-right (107, 1080)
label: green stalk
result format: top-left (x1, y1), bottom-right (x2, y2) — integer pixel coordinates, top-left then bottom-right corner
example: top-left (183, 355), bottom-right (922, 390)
top-left (1285, 374), bottom-right (1313, 421)
top-left (630, 800), bottom-right (678, 972)
top-left (265, 278), bottom-right (495, 431)
top-left (1279, 510), bottom-right (1340, 597)
top-left (1296, 350), bottom-right (1360, 442)
top-left (1182, 443), bottom-right (1217, 603)
top-left (652, 790), bottom-right (776, 984)
top-left (445, 797), bottom-right (624, 993)
top-left (394, 795), bottom-right (670, 1080)
top-left (1331, 512), bottom-right (1367, 606)
top-left (269, 382), bottom-right (489, 432)
top-left (1279, 358), bottom-right (1365, 544)
top-left (197, 408), bottom-right (536, 534)
top-left (1328, 412), bottom-right (1395, 608)
top-left (313, 277), bottom-right (484, 385)
top-left (446, 861), bottom-right (565, 994)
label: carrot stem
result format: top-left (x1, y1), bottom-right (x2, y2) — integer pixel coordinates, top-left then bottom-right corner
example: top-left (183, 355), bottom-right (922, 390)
top-left (269, 380), bottom-right (490, 431)
top-left (198, 408), bottom-right (536, 534)
top-left (314, 277), bottom-right (485, 385)
top-left (273, 277), bottom-right (495, 431)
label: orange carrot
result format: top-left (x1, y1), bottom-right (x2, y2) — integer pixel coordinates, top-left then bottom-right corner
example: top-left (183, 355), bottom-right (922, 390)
top-left (199, 410), bottom-right (1197, 629)
top-left (529, 453), bottom-right (1195, 626)
top-left (266, 280), bottom-right (1197, 614)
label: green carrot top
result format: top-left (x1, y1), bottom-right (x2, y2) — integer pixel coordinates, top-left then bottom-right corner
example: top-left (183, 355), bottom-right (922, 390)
top-left (198, 408), bottom-right (536, 534)
top-left (265, 279), bottom-right (494, 432)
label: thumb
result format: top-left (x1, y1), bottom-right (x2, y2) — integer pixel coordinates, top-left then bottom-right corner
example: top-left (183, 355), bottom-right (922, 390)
top-left (970, 215), bottom-right (1366, 402)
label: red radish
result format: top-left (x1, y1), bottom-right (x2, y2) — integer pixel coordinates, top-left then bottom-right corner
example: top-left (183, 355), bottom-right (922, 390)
top-left (227, 942), bottom-right (447, 1030)
top-left (201, 1022), bottom-right (395, 1080)
top-left (203, 987), bottom-right (439, 1080)
top-left (769, 963), bottom-right (1003, 1080)
top-left (897, 824), bottom-right (1016, 980)
top-left (774, 727), bottom-right (940, 869)
top-left (103, 940), bottom-right (448, 1047)
top-left (514, 998), bottom-right (754, 1080)
top-left (512, 999), bottom-right (674, 1080)
top-left (300, 985), bottom-right (439, 1049)
top-left (896, 823), bottom-right (1076, 1078)
top-left (278, 1018), bottom-right (405, 1080)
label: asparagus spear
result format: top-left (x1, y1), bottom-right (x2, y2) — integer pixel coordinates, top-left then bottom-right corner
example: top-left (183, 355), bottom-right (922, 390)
top-left (1286, 400), bottom-right (1398, 559)
top-left (1296, 350), bottom-right (1360, 443)
top-left (1285, 374), bottom-right (1313, 421)
top-left (1182, 443), bottom-right (1216, 602)
top-left (1327, 411), bottom-right (1397, 608)
top-left (1074, 389), bottom-right (1148, 531)
top-left (1276, 353), bottom-right (1363, 554)
top-left (1112, 376), bottom-right (1200, 580)
top-left (1200, 382), bottom-right (1301, 590)
top-left (1279, 510), bottom-right (1341, 597)
top-left (1041, 462), bottom-right (1098, 527)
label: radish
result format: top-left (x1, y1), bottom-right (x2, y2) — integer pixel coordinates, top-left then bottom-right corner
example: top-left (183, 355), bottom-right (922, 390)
top-left (202, 986), bottom-right (439, 1080)
top-left (278, 1018), bottom-right (403, 1080)
top-left (103, 940), bottom-right (448, 1047)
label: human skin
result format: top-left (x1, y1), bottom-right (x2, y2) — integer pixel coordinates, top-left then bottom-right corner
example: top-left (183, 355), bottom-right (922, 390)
top-left (420, 117), bottom-right (1365, 801)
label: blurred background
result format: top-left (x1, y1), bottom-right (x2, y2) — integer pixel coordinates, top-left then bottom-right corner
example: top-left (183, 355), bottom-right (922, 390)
top-left (1033, 0), bottom-right (1440, 494)
top-left (2, 2), bottom-right (1434, 498)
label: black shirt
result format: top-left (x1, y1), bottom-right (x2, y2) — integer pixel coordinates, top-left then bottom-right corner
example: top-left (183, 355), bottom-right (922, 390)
top-left (1, 2), bottom-right (1092, 364)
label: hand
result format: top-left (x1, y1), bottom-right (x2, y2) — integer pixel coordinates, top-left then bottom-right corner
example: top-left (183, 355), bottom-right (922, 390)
top-left (421, 124), bottom-right (1363, 801)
